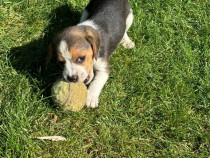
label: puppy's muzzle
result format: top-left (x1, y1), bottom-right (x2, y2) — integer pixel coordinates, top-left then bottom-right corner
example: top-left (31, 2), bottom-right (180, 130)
top-left (67, 75), bottom-right (78, 83)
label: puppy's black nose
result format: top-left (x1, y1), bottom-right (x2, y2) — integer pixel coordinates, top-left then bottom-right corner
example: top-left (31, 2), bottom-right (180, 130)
top-left (67, 75), bottom-right (78, 83)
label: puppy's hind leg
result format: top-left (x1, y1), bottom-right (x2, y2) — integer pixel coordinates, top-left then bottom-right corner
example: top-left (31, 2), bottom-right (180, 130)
top-left (121, 9), bottom-right (135, 49)
top-left (122, 32), bottom-right (135, 49)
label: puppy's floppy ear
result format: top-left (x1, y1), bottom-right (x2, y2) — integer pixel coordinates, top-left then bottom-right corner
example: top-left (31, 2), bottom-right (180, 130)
top-left (85, 27), bottom-right (101, 60)
top-left (46, 43), bottom-right (54, 65)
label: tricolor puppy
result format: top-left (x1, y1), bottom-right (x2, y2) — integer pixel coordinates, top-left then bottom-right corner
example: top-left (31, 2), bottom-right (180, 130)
top-left (47, 0), bottom-right (135, 108)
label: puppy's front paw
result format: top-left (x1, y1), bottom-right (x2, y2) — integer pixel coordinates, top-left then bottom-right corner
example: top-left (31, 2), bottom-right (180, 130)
top-left (86, 92), bottom-right (99, 108)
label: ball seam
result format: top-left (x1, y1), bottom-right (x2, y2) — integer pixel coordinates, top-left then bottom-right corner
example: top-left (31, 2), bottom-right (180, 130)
top-left (61, 83), bottom-right (71, 105)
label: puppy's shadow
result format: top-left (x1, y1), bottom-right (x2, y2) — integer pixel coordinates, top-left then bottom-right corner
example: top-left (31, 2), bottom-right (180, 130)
top-left (9, 4), bottom-right (81, 97)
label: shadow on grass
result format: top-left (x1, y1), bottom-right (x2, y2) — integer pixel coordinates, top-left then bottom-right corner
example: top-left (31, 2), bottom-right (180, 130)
top-left (8, 4), bottom-right (81, 98)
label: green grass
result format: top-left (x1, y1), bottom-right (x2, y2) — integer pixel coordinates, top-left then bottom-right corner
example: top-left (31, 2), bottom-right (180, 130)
top-left (0, 0), bottom-right (209, 157)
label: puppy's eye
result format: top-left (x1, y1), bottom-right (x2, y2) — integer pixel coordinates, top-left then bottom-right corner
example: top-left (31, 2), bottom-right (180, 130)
top-left (76, 56), bottom-right (86, 63)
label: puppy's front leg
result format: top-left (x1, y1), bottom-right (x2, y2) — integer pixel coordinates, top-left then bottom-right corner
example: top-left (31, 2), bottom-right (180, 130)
top-left (86, 59), bottom-right (109, 108)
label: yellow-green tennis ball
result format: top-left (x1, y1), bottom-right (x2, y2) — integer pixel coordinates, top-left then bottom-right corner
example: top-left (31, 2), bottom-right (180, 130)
top-left (51, 79), bottom-right (87, 112)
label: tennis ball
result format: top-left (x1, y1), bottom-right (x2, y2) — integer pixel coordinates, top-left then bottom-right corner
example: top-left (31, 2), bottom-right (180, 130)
top-left (51, 78), bottom-right (87, 112)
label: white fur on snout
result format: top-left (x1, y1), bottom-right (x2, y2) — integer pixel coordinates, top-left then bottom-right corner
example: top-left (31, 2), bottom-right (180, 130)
top-left (63, 60), bottom-right (88, 82)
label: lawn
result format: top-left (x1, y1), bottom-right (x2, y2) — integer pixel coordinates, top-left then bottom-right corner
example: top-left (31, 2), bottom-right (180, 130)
top-left (0, 0), bottom-right (209, 157)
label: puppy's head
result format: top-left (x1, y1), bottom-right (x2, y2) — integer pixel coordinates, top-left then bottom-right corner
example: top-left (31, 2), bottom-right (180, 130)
top-left (47, 26), bottom-right (101, 84)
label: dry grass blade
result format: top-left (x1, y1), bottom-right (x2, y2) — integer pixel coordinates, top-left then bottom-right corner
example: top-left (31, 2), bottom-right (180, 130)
top-left (36, 136), bottom-right (66, 141)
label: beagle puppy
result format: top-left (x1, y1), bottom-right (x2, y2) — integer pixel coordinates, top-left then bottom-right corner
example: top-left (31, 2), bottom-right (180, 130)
top-left (47, 0), bottom-right (135, 108)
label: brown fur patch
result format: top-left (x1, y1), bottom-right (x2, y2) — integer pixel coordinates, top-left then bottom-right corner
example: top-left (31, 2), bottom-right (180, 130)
top-left (70, 28), bottom-right (87, 37)
top-left (70, 47), bottom-right (94, 74)
top-left (85, 27), bottom-right (101, 60)
top-left (67, 26), bottom-right (101, 60)
top-left (57, 53), bottom-right (65, 63)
